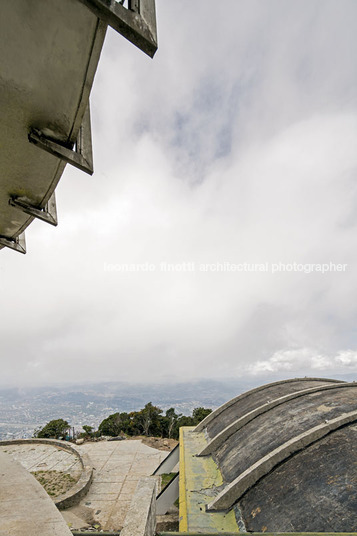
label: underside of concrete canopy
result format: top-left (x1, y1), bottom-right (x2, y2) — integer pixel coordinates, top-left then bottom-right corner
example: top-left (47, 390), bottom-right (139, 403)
top-left (0, 0), bottom-right (157, 254)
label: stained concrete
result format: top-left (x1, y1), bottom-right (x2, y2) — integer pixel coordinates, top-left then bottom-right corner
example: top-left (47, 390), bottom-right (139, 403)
top-left (0, 1), bottom-right (106, 245)
top-left (214, 384), bottom-right (357, 483)
top-left (0, 450), bottom-right (72, 536)
top-left (203, 378), bottom-right (342, 438)
top-left (0, 443), bottom-right (82, 477)
top-left (121, 477), bottom-right (157, 536)
top-left (179, 427), bottom-right (239, 533)
top-left (62, 440), bottom-right (168, 531)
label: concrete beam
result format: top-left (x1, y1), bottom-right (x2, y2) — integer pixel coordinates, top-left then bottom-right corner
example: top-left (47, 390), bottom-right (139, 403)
top-left (194, 378), bottom-right (344, 433)
top-left (199, 382), bottom-right (351, 456)
top-left (153, 444), bottom-right (179, 475)
top-left (78, 0), bottom-right (158, 57)
top-left (156, 472), bottom-right (179, 515)
top-left (121, 477), bottom-right (157, 536)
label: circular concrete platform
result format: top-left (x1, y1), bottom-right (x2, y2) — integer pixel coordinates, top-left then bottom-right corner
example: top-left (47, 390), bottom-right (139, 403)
top-left (0, 450), bottom-right (72, 536)
top-left (0, 439), bottom-right (93, 509)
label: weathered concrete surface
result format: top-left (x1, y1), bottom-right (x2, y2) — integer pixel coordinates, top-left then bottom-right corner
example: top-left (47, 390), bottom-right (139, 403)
top-left (240, 424), bottom-right (357, 532)
top-left (0, 1), bottom-right (106, 248)
top-left (121, 477), bottom-right (157, 536)
top-left (208, 410), bottom-right (357, 511)
top-left (0, 439), bottom-right (93, 509)
top-left (62, 440), bottom-right (167, 531)
top-left (192, 377), bottom-right (357, 532)
top-left (179, 427), bottom-right (239, 533)
top-left (199, 382), bottom-right (350, 456)
top-left (153, 443), bottom-right (179, 475)
top-left (215, 383), bottom-right (357, 484)
top-left (0, 441), bottom-right (82, 475)
top-left (198, 378), bottom-right (342, 438)
top-left (0, 450), bottom-right (72, 536)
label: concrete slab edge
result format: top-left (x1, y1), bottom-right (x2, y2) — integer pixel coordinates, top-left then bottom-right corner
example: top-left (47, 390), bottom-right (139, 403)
top-left (153, 443), bottom-right (179, 475)
top-left (207, 409), bottom-right (357, 511)
top-left (0, 438), bottom-right (93, 509)
top-left (121, 476), bottom-right (157, 536)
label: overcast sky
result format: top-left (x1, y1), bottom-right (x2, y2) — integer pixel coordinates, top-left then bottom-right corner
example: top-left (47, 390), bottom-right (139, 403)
top-left (1, 0), bottom-right (357, 388)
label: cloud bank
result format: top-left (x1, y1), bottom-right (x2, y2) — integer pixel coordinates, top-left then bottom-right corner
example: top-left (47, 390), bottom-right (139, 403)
top-left (0, 0), bottom-right (357, 386)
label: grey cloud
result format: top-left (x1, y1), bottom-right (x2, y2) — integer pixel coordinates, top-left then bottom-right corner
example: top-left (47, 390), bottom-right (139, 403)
top-left (1, 0), bottom-right (357, 387)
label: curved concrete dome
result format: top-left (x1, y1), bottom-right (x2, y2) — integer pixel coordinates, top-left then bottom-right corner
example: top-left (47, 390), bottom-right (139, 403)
top-left (180, 378), bottom-right (357, 533)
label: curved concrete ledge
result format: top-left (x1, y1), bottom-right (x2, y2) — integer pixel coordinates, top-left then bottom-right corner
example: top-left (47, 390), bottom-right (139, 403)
top-left (0, 438), bottom-right (93, 509)
top-left (0, 450), bottom-right (72, 535)
top-left (55, 456), bottom-right (93, 510)
top-left (199, 382), bottom-right (352, 456)
top-left (207, 409), bottom-right (357, 511)
top-left (194, 377), bottom-right (342, 433)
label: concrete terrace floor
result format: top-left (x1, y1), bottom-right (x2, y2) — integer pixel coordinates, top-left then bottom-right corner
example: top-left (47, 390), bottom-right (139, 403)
top-left (62, 440), bottom-right (168, 531)
top-left (0, 443), bottom-right (82, 477)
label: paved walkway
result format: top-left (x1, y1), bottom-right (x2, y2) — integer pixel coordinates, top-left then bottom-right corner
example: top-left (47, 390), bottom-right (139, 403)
top-left (62, 440), bottom-right (167, 531)
top-left (0, 450), bottom-right (72, 536)
top-left (0, 443), bottom-right (81, 478)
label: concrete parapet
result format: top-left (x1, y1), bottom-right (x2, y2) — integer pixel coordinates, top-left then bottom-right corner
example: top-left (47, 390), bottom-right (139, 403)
top-left (121, 477), bottom-right (157, 536)
top-left (0, 438), bottom-right (93, 509)
top-left (55, 458), bottom-right (93, 509)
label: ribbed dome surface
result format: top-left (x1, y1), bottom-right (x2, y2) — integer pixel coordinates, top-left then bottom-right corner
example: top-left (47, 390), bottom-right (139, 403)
top-left (195, 377), bottom-right (357, 532)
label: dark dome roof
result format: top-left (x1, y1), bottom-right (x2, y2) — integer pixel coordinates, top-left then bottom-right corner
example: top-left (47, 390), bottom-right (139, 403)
top-left (195, 377), bottom-right (357, 532)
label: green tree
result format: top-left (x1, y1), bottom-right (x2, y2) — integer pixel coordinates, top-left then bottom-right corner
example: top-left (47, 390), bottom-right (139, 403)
top-left (98, 404), bottom-right (213, 440)
top-left (192, 407), bottom-right (212, 424)
top-left (162, 408), bottom-right (180, 438)
top-left (172, 407), bottom-right (212, 439)
top-left (34, 419), bottom-right (70, 439)
top-left (98, 413), bottom-right (124, 436)
top-left (132, 403), bottom-right (163, 436)
top-left (82, 425), bottom-right (94, 436)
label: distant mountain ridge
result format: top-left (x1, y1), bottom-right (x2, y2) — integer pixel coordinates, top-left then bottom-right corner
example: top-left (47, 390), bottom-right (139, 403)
top-left (0, 374), bottom-right (354, 440)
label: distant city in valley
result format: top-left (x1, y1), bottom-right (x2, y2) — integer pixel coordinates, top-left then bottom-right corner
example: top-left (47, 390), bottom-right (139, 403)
top-left (0, 379), bottom-right (254, 440)
top-left (0, 374), bottom-right (354, 440)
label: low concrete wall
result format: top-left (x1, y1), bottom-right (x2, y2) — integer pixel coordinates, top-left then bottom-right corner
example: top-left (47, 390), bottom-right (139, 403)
top-left (0, 438), bottom-right (93, 509)
top-left (55, 456), bottom-right (93, 510)
top-left (121, 477), bottom-right (157, 536)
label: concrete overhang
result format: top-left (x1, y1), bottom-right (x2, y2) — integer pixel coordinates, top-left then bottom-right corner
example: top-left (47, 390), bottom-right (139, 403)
top-left (0, 0), bottom-right (157, 254)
